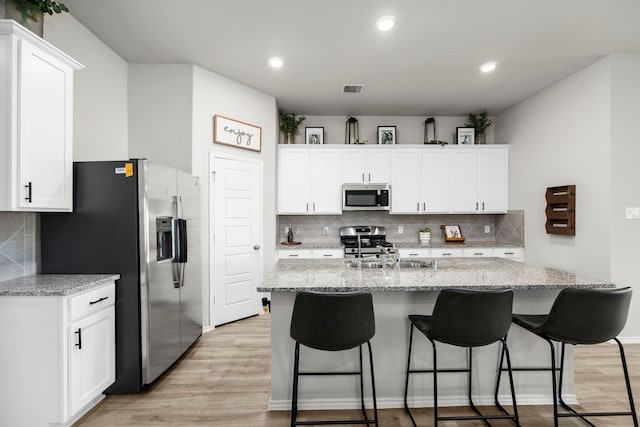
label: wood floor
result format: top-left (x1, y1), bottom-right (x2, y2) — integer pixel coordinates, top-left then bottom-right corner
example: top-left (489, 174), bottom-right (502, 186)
top-left (75, 314), bottom-right (639, 426)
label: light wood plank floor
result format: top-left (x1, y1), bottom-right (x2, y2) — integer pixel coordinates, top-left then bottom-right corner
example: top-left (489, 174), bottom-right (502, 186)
top-left (75, 314), bottom-right (639, 426)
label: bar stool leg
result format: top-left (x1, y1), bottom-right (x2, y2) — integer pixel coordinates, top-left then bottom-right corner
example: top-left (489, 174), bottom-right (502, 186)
top-left (367, 341), bottom-right (379, 427)
top-left (404, 324), bottom-right (418, 427)
top-left (616, 338), bottom-right (639, 427)
top-left (291, 342), bottom-right (300, 427)
top-left (503, 338), bottom-right (520, 426)
top-left (431, 339), bottom-right (438, 427)
top-left (546, 338), bottom-right (559, 427)
top-left (359, 345), bottom-right (366, 420)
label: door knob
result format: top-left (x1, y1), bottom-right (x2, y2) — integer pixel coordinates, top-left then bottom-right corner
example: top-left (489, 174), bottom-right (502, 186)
top-left (254, 245), bottom-right (261, 250)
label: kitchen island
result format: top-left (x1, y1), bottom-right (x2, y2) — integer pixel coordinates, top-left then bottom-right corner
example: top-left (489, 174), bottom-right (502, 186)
top-left (258, 258), bottom-right (612, 411)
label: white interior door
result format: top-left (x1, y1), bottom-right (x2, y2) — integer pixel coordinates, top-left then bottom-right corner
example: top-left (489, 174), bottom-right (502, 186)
top-left (212, 156), bottom-right (262, 326)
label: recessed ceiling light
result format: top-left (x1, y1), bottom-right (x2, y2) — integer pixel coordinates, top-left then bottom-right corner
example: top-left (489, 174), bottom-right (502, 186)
top-left (376, 15), bottom-right (396, 32)
top-left (479, 61), bottom-right (498, 73)
top-left (268, 56), bottom-right (284, 69)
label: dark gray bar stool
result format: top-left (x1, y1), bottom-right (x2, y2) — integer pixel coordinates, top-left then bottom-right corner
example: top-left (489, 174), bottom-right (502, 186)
top-left (290, 291), bottom-right (378, 426)
top-left (497, 286), bottom-right (637, 427)
top-left (404, 288), bottom-right (520, 426)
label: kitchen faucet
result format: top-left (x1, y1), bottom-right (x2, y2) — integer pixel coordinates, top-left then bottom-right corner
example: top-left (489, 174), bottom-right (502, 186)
top-left (381, 245), bottom-right (399, 271)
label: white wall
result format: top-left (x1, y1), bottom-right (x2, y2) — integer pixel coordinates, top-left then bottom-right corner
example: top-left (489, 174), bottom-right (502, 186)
top-left (44, 13), bottom-right (128, 160)
top-left (289, 115), bottom-right (494, 145)
top-left (497, 55), bottom-right (640, 339)
top-left (609, 55), bottom-right (640, 339)
top-left (128, 64), bottom-right (193, 171)
top-left (192, 66), bottom-right (277, 327)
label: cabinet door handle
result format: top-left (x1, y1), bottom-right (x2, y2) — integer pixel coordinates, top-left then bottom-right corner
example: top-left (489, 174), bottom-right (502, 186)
top-left (475, 202), bottom-right (478, 211)
top-left (482, 202), bottom-right (485, 211)
top-left (313, 202), bottom-right (316, 212)
top-left (25, 182), bottom-right (32, 203)
top-left (89, 296), bottom-right (109, 305)
top-left (368, 173), bottom-right (371, 182)
top-left (362, 173), bottom-right (365, 182)
top-left (306, 202), bottom-right (309, 212)
top-left (416, 202), bottom-right (419, 212)
top-left (75, 328), bottom-right (82, 350)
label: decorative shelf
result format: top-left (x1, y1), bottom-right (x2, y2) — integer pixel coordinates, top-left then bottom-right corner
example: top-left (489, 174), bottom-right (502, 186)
top-left (545, 185), bottom-right (576, 236)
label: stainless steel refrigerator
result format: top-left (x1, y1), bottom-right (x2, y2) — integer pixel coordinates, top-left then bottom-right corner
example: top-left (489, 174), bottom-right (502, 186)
top-left (40, 159), bottom-right (202, 392)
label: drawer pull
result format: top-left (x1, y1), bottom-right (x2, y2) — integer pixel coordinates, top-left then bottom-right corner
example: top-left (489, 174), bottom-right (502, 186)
top-left (323, 254), bottom-right (333, 257)
top-left (89, 296), bottom-right (109, 305)
top-left (474, 252), bottom-right (484, 256)
top-left (409, 253), bottom-right (419, 256)
top-left (289, 254), bottom-right (299, 257)
top-left (504, 252), bottom-right (514, 255)
top-left (443, 253), bottom-right (452, 256)
top-left (75, 328), bottom-right (82, 350)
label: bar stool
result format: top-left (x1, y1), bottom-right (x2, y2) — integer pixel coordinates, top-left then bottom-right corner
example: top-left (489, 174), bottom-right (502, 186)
top-left (497, 286), bottom-right (637, 427)
top-left (404, 288), bottom-right (520, 426)
top-left (290, 291), bottom-right (378, 426)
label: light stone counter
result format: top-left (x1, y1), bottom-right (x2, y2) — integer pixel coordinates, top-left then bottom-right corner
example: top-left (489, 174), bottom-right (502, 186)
top-left (259, 257), bottom-right (610, 293)
top-left (0, 274), bottom-right (120, 296)
top-left (263, 258), bottom-right (612, 413)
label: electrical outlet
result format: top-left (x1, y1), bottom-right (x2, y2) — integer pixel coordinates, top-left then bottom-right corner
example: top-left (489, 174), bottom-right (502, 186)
top-left (626, 207), bottom-right (640, 219)
top-left (484, 225), bottom-right (491, 233)
top-left (398, 226), bottom-right (404, 234)
top-left (323, 226), bottom-right (329, 235)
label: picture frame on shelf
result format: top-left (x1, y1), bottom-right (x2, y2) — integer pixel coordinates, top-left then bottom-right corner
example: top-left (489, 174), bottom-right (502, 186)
top-left (305, 127), bottom-right (324, 145)
top-left (456, 127), bottom-right (475, 145)
top-left (377, 126), bottom-right (396, 145)
top-left (441, 224), bottom-right (465, 242)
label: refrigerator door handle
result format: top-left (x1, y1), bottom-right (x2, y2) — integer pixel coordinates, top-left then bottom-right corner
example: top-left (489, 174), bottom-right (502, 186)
top-left (172, 218), bottom-right (188, 288)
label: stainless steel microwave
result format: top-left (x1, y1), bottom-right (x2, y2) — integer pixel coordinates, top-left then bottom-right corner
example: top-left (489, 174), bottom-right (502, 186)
top-left (342, 184), bottom-right (390, 211)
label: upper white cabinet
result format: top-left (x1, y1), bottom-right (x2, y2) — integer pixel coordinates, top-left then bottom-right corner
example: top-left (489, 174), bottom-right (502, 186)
top-left (0, 21), bottom-right (83, 211)
top-left (278, 146), bottom-right (342, 214)
top-left (342, 147), bottom-right (390, 184)
top-left (390, 148), bottom-right (451, 214)
top-left (451, 146), bottom-right (508, 214)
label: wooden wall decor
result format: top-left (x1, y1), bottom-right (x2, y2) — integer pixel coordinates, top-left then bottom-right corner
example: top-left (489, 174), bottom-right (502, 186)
top-left (545, 185), bottom-right (576, 236)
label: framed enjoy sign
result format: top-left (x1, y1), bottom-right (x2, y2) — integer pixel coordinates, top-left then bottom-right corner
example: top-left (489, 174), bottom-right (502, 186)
top-left (213, 115), bottom-right (262, 152)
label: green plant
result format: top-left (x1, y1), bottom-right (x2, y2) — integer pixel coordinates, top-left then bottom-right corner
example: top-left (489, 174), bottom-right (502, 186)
top-left (10, 0), bottom-right (69, 22)
top-left (419, 227), bottom-right (431, 233)
top-left (465, 111), bottom-right (493, 136)
top-left (278, 112), bottom-right (305, 134)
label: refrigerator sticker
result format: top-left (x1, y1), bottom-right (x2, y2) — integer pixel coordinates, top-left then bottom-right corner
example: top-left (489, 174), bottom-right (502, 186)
top-left (115, 167), bottom-right (126, 174)
top-left (125, 163), bottom-right (134, 177)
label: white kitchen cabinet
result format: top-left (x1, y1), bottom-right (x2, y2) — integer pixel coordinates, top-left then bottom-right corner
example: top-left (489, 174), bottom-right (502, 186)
top-left (463, 247), bottom-right (494, 257)
top-left (494, 247), bottom-right (524, 262)
top-left (311, 248), bottom-right (344, 259)
top-left (0, 281), bottom-right (115, 426)
top-left (342, 147), bottom-right (390, 184)
top-left (431, 248), bottom-right (463, 257)
top-left (390, 148), bottom-right (450, 214)
top-left (0, 21), bottom-right (83, 211)
top-left (451, 146), bottom-right (508, 214)
top-left (278, 249), bottom-right (313, 259)
top-left (398, 247), bottom-right (431, 258)
top-left (278, 146), bottom-right (342, 214)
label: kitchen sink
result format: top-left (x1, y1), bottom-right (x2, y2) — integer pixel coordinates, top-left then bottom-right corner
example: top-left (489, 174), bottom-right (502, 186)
top-left (344, 260), bottom-right (434, 269)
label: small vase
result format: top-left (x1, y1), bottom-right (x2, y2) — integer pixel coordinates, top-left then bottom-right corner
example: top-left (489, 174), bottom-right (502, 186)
top-left (283, 132), bottom-right (295, 144)
top-left (1, 0), bottom-right (44, 37)
top-left (477, 133), bottom-right (486, 145)
top-left (419, 232), bottom-right (431, 245)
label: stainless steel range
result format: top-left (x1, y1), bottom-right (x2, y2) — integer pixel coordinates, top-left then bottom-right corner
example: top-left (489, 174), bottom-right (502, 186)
top-left (340, 225), bottom-right (397, 258)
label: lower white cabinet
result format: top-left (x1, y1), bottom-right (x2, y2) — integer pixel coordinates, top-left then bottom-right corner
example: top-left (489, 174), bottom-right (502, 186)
top-left (0, 282), bottom-right (115, 426)
top-left (398, 248), bottom-right (431, 258)
top-left (463, 248), bottom-right (494, 257)
top-left (494, 247), bottom-right (524, 262)
top-left (277, 248), bottom-right (344, 259)
top-left (431, 248), bottom-right (464, 258)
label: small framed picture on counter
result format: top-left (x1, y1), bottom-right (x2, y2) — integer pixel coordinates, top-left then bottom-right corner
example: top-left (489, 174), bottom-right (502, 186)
top-left (305, 127), bottom-right (324, 144)
top-left (377, 126), bottom-right (396, 145)
top-left (456, 127), bottom-right (475, 145)
top-left (442, 224), bottom-right (465, 242)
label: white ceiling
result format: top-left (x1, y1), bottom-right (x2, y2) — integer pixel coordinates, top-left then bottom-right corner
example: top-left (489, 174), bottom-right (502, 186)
top-left (62, 0), bottom-right (640, 116)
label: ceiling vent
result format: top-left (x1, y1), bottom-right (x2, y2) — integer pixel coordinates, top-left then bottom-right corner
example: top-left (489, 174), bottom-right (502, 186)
top-left (342, 84), bottom-right (365, 94)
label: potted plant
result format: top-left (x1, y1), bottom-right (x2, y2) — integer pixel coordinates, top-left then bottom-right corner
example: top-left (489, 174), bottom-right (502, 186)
top-left (2, 0), bottom-right (69, 36)
top-left (465, 111), bottom-right (493, 144)
top-left (419, 227), bottom-right (431, 244)
top-left (279, 111), bottom-right (305, 144)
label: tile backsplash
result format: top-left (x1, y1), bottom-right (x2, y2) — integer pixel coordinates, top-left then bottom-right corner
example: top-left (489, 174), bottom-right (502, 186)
top-left (278, 210), bottom-right (524, 246)
top-left (0, 212), bottom-right (36, 281)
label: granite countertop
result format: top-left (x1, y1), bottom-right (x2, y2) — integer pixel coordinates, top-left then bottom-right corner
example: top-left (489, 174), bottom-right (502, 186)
top-left (277, 241), bottom-right (523, 250)
top-left (259, 258), bottom-right (611, 293)
top-left (0, 274), bottom-right (120, 296)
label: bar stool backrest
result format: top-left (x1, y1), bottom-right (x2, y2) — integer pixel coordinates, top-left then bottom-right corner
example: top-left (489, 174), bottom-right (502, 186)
top-left (290, 291), bottom-right (375, 351)
top-left (541, 287), bottom-right (632, 344)
top-left (428, 288), bottom-right (514, 347)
